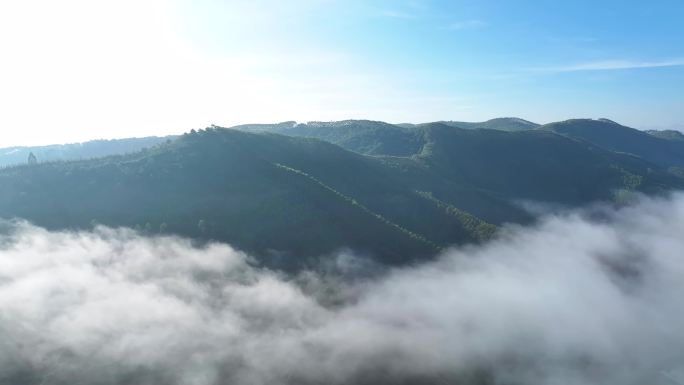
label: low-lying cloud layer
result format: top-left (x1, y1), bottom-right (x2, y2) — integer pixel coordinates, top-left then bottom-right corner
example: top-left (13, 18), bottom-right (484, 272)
top-left (2, 194), bottom-right (684, 384)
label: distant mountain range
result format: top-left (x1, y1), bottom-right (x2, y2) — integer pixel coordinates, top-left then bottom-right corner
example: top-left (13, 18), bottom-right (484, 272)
top-left (0, 136), bottom-right (176, 167)
top-left (2, 117), bottom-right (681, 166)
top-left (400, 117), bottom-right (541, 131)
top-left (1, 118), bottom-right (683, 269)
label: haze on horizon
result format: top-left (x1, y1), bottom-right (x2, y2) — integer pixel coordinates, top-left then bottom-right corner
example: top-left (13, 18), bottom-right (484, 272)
top-left (0, 0), bottom-right (683, 147)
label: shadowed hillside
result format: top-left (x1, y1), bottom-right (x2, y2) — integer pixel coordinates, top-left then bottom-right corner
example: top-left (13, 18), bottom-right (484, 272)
top-left (1, 125), bottom-right (681, 268)
top-left (540, 119), bottom-right (684, 168)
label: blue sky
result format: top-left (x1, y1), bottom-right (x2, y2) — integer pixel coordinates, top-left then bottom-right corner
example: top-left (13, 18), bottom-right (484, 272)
top-left (0, 0), bottom-right (682, 146)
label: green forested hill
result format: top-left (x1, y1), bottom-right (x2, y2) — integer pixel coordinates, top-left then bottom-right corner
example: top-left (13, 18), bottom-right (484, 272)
top-left (412, 123), bottom-right (680, 203)
top-left (0, 126), bottom-right (679, 266)
top-left (0, 129), bottom-right (492, 268)
top-left (540, 119), bottom-right (684, 168)
top-left (236, 120), bottom-right (425, 156)
top-left (434, 117), bottom-right (540, 131)
top-left (234, 118), bottom-right (539, 156)
top-left (234, 119), bottom-right (684, 172)
top-left (0, 124), bottom-right (681, 268)
top-left (236, 118), bottom-right (682, 206)
top-left (398, 117), bottom-right (540, 131)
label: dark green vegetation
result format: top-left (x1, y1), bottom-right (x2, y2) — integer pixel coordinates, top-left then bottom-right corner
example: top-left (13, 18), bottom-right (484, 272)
top-left (540, 119), bottom-right (684, 168)
top-left (236, 120), bottom-right (425, 156)
top-left (1, 118), bottom-right (683, 268)
top-left (236, 118), bottom-right (539, 156)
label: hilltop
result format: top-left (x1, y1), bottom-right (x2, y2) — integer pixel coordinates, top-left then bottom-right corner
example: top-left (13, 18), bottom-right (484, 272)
top-left (1, 119), bottom-right (682, 268)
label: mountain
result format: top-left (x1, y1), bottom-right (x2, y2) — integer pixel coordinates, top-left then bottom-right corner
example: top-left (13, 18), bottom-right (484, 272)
top-left (0, 129), bottom-right (495, 268)
top-left (233, 119), bottom-right (682, 202)
top-left (236, 120), bottom-right (424, 156)
top-left (1, 125), bottom-right (680, 269)
top-left (0, 136), bottom-right (176, 167)
top-left (398, 117), bottom-right (540, 131)
top-left (645, 129), bottom-right (684, 141)
top-left (540, 119), bottom-right (684, 169)
top-left (435, 117), bottom-right (540, 131)
top-left (233, 118), bottom-right (540, 156)
top-left (411, 123), bottom-right (680, 205)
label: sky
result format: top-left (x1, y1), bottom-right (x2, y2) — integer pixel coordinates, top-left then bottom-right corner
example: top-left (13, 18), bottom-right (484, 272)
top-left (0, 0), bottom-right (682, 146)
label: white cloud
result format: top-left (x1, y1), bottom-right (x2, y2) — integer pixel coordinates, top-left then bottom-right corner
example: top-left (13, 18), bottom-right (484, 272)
top-left (1, 193), bottom-right (684, 383)
top-left (540, 58), bottom-right (684, 72)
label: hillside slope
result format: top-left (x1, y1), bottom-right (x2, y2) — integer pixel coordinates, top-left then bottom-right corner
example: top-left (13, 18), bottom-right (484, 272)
top-left (412, 123), bottom-right (681, 204)
top-left (645, 129), bottom-right (684, 141)
top-left (233, 118), bottom-right (539, 156)
top-left (236, 120), bottom-right (424, 156)
top-left (436, 117), bottom-right (540, 131)
top-left (1, 126), bottom-right (681, 268)
top-left (540, 119), bottom-right (684, 168)
top-left (0, 129), bottom-right (497, 267)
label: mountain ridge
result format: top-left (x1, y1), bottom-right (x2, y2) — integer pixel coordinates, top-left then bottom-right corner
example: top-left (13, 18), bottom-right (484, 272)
top-left (539, 118), bottom-right (684, 168)
top-left (1, 122), bottom-right (682, 268)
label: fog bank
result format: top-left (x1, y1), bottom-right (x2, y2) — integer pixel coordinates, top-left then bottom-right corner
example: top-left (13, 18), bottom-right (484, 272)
top-left (2, 194), bottom-right (684, 384)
